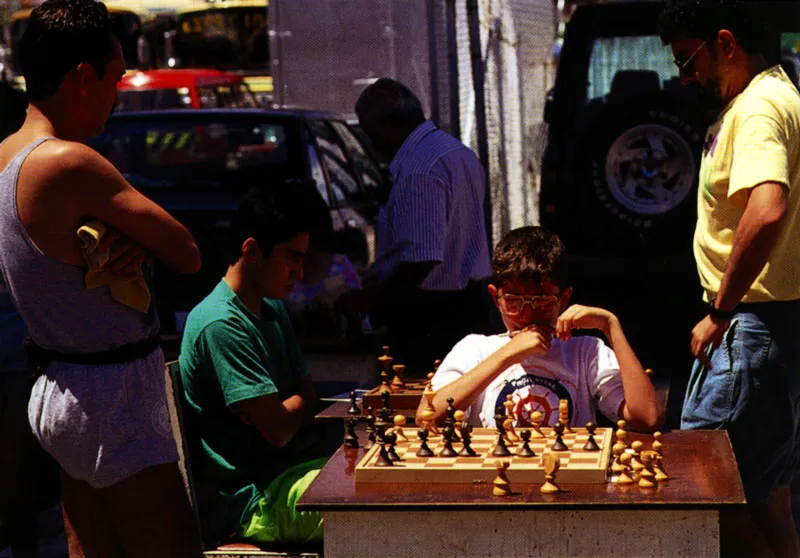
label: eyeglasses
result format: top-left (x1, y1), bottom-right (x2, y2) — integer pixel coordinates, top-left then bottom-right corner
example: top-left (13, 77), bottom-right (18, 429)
top-left (674, 41), bottom-right (706, 77)
top-left (498, 293), bottom-right (560, 316)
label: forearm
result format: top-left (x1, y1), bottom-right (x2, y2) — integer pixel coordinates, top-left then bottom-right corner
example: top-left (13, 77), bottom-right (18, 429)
top-left (605, 318), bottom-right (663, 431)
top-left (270, 393), bottom-right (310, 446)
top-left (415, 350), bottom-right (512, 426)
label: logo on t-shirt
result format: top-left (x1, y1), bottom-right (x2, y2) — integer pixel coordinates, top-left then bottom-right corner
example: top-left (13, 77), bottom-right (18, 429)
top-left (494, 375), bottom-right (573, 426)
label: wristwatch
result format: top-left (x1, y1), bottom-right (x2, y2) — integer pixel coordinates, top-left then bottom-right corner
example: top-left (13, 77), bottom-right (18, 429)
top-left (707, 299), bottom-right (736, 320)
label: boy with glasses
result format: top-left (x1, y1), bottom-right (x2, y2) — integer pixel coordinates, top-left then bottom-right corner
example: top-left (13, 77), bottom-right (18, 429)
top-left (416, 226), bottom-right (663, 432)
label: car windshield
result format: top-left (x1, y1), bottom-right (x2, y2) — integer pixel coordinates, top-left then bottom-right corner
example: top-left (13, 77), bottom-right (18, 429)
top-left (175, 8), bottom-right (267, 70)
top-left (90, 116), bottom-right (304, 191)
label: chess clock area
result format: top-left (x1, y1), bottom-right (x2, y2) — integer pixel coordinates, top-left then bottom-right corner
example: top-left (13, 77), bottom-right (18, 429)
top-left (300, 411), bottom-right (746, 557)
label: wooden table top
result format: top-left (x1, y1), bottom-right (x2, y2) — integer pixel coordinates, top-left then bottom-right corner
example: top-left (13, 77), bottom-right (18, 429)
top-left (297, 430), bottom-right (745, 512)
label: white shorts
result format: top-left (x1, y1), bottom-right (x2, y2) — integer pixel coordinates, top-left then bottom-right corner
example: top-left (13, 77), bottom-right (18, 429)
top-left (28, 347), bottom-right (178, 488)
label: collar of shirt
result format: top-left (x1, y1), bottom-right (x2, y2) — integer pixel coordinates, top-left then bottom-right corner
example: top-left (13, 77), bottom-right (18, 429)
top-left (389, 120), bottom-right (437, 176)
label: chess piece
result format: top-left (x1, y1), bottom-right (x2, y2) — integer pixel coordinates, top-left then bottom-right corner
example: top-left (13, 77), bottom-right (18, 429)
top-left (638, 451), bottom-right (657, 488)
top-left (517, 429), bottom-right (536, 458)
top-left (583, 421), bottom-right (600, 451)
top-left (504, 394), bottom-right (515, 417)
top-left (364, 406), bottom-right (376, 448)
top-left (444, 398), bottom-right (460, 442)
top-left (615, 419), bottom-right (629, 449)
top-left (416, 429), bottom-right (434, 457)
top-left (439, 426), bottom-right (459, 457)
top-left (423, 381), bottom-right (437, 413)
top-left (380, 389), bottom-right (394, 423)
top-left (453, 409), bottom-right (466, 434)
top-left (503, 417), bottom-right (520, 444)
top-left (531, 410), bottom-right (545, 438)
top-left (551, 421), bottom-right (569, 452)
top-left (459, 422), bottom-right (478, 457)
top-left (347, 390), bottom-right (361, 415)
top-left (385, 431), bottom-right (401, 462)
top-left (630, 440), bottom-right (645, 471)
top-left (344, 417), bottom-right (359, 449)
top-left (493, 416), bottom-right (512, 456)
top-left (616, 452), bottom-right (635, 484)
top-left (420, 408), bottom-right (441, 437)
top-left (378, 345), bottom-right (393, 382)
top-left (610, 442), bottom-right (626, 474)
top-left (391, 364), bottom-right (406, 390)
top-left (652, 432), bottom-right (669, 481)
top-left (374, 440), bottom-right (394, 467)
top-left (540, 454), bottom-right (562, 494)
top-left (559, 399), bottom-right (573, 432)
top-left (392, 415), bottom-right (409, 443)
top-left (492, 460), bottom-right (513, 496)
top-left (433, 359), bottom-right (442, 372)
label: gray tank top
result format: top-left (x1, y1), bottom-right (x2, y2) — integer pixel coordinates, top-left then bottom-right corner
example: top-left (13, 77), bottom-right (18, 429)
top-left (0, 137), bottom-right (159, 352)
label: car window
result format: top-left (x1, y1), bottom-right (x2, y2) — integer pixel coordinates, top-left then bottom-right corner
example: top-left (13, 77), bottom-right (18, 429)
top-left (117, 88), bottom-right (191, 111)
top-left (307, 142), bottom-right (332, 205)
top-left (329, 121), bottom-right (383, 199)
top-left (91, 118), bottom-right (302, 191)
top-left (306, 120), bottom-right (362, 202)
top-left (587, 36), bottom-right (676, 101)
top-left (197, 84), bottom-right (259, 109)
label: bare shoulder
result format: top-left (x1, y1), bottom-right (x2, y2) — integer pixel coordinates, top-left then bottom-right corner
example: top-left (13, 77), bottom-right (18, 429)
top-left (28, 139), bottom-right (114, 175)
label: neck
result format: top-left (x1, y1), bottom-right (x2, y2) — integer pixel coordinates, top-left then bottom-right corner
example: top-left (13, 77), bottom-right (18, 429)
top-left (223, 265), bottom-right (262, 316)
top-left (724, 54), bottom-right (769, 104)
top-left (26, 100), bottom-right (86, 142)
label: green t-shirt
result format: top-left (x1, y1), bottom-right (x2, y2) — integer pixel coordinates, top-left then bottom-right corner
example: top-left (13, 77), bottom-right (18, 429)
top-left (179, 279), bottom-right (318, 542)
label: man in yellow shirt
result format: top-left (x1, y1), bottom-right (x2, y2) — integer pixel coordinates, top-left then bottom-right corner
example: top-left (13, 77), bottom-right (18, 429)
top-left (660, 2), bottom-right (800, 557)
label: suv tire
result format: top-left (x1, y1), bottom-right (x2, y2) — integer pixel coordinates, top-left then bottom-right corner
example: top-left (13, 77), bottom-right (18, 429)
top-left (580, 98), bottom-right (703, 243)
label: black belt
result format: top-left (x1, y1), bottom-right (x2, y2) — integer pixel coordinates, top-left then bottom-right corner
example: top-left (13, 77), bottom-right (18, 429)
top-left (25, 335), bottom-right (161, 378)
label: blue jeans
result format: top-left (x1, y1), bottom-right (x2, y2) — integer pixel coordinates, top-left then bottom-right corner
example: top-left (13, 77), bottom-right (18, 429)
top-left (682, 300), bottom-right (800, 504)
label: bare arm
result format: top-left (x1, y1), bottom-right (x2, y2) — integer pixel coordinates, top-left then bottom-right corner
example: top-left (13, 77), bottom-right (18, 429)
top-left (691, 182), bottom-right (787, 363)
top-left (233, 376), bottom-right (317, 448)
top-left (556, 305), bottom-right (663, 431)
top-left (65, 144), bottom-right (201, 274)
top-left (414, 328), bottom-right (552, 426)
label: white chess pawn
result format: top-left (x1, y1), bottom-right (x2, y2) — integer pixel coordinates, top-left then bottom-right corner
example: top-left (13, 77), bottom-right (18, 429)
top-left (393, 414), bottom-right (408, 443)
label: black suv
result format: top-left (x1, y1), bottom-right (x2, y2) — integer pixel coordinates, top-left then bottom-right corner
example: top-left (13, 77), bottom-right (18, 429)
top-left (90, 109), bottom-right (387, 334)
top-left (541, 1), bottom-right (800, 265)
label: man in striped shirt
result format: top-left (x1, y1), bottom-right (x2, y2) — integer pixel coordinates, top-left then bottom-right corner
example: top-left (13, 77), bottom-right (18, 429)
top-left (351, 78), bottom-right (497, 376)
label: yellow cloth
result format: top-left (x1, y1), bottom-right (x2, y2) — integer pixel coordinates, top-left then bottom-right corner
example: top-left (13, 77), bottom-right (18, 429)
top-left (77, 220), bottom-right (151, 313)
top-left (694, 65), bottom-right (800, 303)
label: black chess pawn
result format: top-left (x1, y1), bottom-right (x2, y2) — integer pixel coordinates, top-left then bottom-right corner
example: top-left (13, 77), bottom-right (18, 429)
top-left (445, 398), bottom-right (460, 442)
top-left (416, 429), bottom-right (435, 457)
top-left (439, 426), bottom-right (459, 457)
top-left (344, 417), bottom-right (359, 449)
top-left (551, 421), bottom-right (569, 452)
top-left (364, 406), bottom-right (376, 448)
top-left (492, 430), bottom-right (512, 457)
top-left (459, 422), bottom-right (478, 457)
top-left (385, 431), bottom-right (401, 461)
top-left (517, 429), bottom-right (536, 458)
top-left (583, 421), bottom-right (600, 451)
top-left (374, 440), bottom-right (393, 467)
top-left (380, 389), bottom-right (393, 422)
top-left (347, 390), bottom-right (361, 415)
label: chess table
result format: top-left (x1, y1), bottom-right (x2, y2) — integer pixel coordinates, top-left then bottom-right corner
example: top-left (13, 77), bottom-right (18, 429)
top-left (297, 430), bottom-right (745, 558)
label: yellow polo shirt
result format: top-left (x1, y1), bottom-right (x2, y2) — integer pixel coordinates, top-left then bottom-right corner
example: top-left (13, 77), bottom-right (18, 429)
top-left (694, 66), bottom-right (800, 302)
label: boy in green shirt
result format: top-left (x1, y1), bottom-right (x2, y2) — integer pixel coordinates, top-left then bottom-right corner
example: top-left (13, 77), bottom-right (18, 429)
top-left (179, 184), bottom-right (331, 547)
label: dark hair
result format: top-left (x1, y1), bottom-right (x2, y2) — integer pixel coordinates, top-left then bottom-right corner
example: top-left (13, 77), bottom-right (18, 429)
top-left (227, 181), bottom-right (334, 264)
top-left (658, 0), bottom-right (767, 55)
top-left (20, 0), bottom-right (115, 101)
top-left (491, 226), bottom-right (569, 289)
top-left (355, 78), bottom-right (425, 127)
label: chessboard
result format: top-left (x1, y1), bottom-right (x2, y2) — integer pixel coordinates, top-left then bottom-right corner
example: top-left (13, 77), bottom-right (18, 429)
top-left (355, 426), bottom-right (613, 485)
top-left (362, 379), bottom-right (428, 411)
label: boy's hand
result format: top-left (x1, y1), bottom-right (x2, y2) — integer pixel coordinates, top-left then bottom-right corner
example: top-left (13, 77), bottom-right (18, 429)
top-left (502, 324), bottom-right (553, 365)
top-left (556, 304), bottom-right (616, 341)
top-left (96, 229), bottom-right (149, 275)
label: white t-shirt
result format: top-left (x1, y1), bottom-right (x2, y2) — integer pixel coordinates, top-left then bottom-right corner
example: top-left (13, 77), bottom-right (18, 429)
top-left (431, 333), bottom-right (625, 428)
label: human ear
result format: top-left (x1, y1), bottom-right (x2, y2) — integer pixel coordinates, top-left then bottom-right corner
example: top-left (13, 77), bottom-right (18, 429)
top-left (74, 62), bottom-right (96, 96)
top-left (717, 29), bottom-right (737, 59)
top-left (487, 283), bottom-right (500, 306)
top-left (241, 238), bottom-right (260, 263)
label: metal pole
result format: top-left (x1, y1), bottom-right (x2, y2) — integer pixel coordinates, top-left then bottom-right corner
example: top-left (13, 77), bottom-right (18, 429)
top-left (268, 0), bottom-right (284, 107)
top-left (426, 0), bottom-right (440, 126)
top-left (466, 0), bottom-right (492, 250)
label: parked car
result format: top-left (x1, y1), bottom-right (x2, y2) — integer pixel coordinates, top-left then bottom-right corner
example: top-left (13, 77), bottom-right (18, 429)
top-left (116, 69), bottom-right (259, 111)
top-left (541, 0), bottom-right (800, 263)
top-left (89, 109), bottom-right (388, 334)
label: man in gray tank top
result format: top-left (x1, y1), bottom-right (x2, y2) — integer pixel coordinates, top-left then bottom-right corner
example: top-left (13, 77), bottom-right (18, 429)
top-left (0, 0), bottom-right (202, 555)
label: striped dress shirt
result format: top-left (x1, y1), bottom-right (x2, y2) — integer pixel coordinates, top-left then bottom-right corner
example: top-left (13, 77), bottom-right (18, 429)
top-left (373, 121), bottom-right (492, 290)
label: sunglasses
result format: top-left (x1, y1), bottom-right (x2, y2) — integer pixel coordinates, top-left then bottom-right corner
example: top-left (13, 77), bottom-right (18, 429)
top-left (498, 293), bottom-right (560, 316)
top-left (674, 41), bottom-right (706, 76)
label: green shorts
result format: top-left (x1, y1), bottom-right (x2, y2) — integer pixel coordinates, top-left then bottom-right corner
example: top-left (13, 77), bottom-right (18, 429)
top-left (240, 456), bottom-right (327, 544)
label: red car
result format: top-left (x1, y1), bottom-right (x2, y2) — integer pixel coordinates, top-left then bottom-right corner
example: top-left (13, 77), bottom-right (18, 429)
top-left (116, 69), bottom-right (259, 111)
